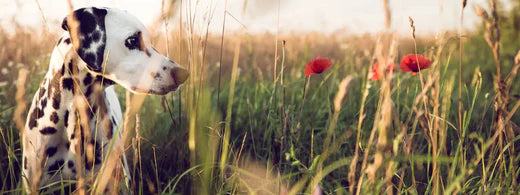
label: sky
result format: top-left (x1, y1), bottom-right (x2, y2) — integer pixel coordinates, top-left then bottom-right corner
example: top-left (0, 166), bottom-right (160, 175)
top-left (0, 0), bottom-right (500, 35)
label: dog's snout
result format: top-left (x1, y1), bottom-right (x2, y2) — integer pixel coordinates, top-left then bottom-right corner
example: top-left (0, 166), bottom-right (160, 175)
top-left (171, 67), bottom-right (189, 85)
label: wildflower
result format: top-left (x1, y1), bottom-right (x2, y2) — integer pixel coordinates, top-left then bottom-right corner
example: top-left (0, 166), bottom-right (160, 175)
top-left (304, 56), bottom-right (332, 76)
top-left (400, 54), bottom-right (431, 75)
top-left (370, 61), bottom-right (395, 81)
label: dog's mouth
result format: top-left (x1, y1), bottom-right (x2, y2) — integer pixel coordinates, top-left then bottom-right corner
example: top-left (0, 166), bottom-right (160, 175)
top-left (130, 84), bottom-right (181, 95)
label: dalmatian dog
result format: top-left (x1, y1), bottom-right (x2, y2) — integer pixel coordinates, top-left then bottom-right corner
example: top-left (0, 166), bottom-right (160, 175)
top-left (21, 7), bottom-right (188, 193)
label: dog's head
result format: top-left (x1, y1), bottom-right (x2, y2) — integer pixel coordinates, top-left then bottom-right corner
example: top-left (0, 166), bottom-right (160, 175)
top-left (61, 7), bottom-right (188, 95)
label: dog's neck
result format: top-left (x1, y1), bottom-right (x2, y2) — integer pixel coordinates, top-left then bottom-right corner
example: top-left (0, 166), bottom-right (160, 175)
top-left (46, 33), bottom-right (114, 101)
top-left (32, 33), bottom-right (115, 138)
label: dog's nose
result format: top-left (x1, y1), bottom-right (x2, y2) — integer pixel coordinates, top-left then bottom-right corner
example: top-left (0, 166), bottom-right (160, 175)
top-left (171, 66), bottom-right (189, 85)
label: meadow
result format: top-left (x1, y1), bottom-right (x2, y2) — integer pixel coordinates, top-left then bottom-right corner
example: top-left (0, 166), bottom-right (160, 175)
top-left (1, 0), bottom-right (520, 194)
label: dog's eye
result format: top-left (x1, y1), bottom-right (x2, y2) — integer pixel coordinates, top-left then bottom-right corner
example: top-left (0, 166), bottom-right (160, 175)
top-left (125, 34), bottom-right (140, 50)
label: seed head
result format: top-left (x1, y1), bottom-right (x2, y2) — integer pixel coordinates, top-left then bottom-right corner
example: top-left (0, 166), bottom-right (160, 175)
top-left (474, 6), bottom-right (489, 20)
top-left (408, 17), bottom-right (416, 39)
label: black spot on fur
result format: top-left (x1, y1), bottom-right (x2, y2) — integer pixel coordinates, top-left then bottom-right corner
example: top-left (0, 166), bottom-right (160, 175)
top-left (83, 53), bottom-right (96, 67)
top-left (47, 159), bottom-right (65, 174)
top-left (64, 38), bottom-right (71, 44)
top-left (92, 31), bottom-right (100, 42)
top-left (70, 133), bottom-right (75, 139)
top-left (57, 37), bottom-right (63, 45)
top-left (60, 65), bottom-right (65, 75)
top-left (96, 46), bottom-right (105, 60)
top-left (45, 146), bottom-right (58, 158)
top-left (64, 110), bottom-right (69, 128)
top-left (85, 85), bottom-right (93, 97)
top-left (38, 87), bottom-right (46, 99)
top-left (62, 77), bottom-right (74, 91)
top-left (63, 183), bottom-right (76, 194)
top-left (40, 127), bottom-right (58, 135)
top-left (86, 106), bottom-right (94, 120)
top-left (31, 107), bottom-right (45, 119)
top-left (111, 116), bottom-right (117, 125)
top-left (40, 98), bottom-right (47, 109)
top-left (95, 75), bottom-right (115, 85)
top-left (52, 94), bottom-right (61, 109)
top-left (28, 119), bottom-right (38, 129)
top-left (50, 112), bottom-right (59, 124)
top-left (65, 142), bottom-right (70, 150)
top-left (67, 160), bottom-right (74, 168)
top-left (28, 107), bottom-right (44, 129)
top-left (81, 37), bottom-right (93, 50)
top-left (95, 156), bottom-right (102, 165)
top-left (75, 10), bottom-right (96, 34)
top-left (68, 61), bottom-right (74, 74)
top-left (83, 73), bottom-right (92, 86)
top-left (162, 66), bottom-right (167, 71)
top-left (89, 139), bottom-right (103, 165)
top-left (85, 158), bottom-right (93, 170)
top-left (24, 157), bottom-right (28, 169)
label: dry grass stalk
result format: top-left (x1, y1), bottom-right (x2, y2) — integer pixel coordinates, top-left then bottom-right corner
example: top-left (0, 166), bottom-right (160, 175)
top-left (458, 0), bottom-right (467, 143)
top-left (311, 75), bottom-right (353, 194)
top-left (220, 37), bottom-right (242, 177)
top-left (217, 0), bottom-right (228, 107)
top-left (14, 68), bottom-right (28, 135)
top-left (73, 97), bottom-right (89, 195)
top-left (383, 0), bottom-right (391, 30)
top-left (94, 91), bottom-right (145, 193)
top-left (30, 144), bottom-right (46, 194)
top-left (427, 31), bottom-right (450, 194)
top-left (476, 0), bottom-right (520, 189)
top-left (135, 113), bottom-right (143, 193)
top-left (273, 0), bottom-right (281, 83)
top-left (348, 77), bottom-right (370, 194)
top-left (476, 0), bottom-right (507, 183)
top-left (354, 32), bottom-right (398, 194)
top-left (349, 2), bottom-right (394, 191)
top-left (131, 112), bottom-right (142, 192)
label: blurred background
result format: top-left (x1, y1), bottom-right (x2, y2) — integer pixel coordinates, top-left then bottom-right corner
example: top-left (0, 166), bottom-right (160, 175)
top-left (1, 0), bottom-right (520, 194)
top-left (0, 0), bottom-right (501, 35)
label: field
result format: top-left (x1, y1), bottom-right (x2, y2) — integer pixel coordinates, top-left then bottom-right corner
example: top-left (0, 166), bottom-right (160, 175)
top-left (1, 0), bottom-right (520, 194)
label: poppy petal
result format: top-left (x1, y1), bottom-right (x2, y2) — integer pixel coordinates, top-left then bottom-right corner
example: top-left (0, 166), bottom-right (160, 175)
top-left (400, 54), bottom-right (431, 74)
top-left (304, 57), bottom-right (332, 76)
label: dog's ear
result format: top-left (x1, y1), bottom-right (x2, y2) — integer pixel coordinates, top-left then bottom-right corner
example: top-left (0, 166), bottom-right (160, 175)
top-left (61, 17), bottom-right (69, 31)
top-left (61, 7), bottom-right (108, 72)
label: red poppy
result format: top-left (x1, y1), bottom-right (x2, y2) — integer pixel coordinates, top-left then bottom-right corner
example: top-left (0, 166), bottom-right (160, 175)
top-left (370, 61), bottom-right (396, 81)
top-left (400, 54), bottom-right (431, 75)
top-left (304, 56), bottom-right (332, 76)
